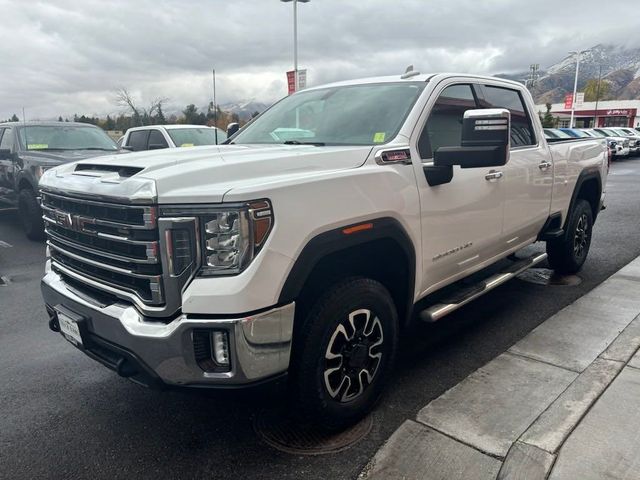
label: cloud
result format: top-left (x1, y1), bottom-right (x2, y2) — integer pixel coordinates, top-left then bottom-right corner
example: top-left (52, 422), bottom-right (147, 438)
top-left (1, 0), bottom-right (638, 119)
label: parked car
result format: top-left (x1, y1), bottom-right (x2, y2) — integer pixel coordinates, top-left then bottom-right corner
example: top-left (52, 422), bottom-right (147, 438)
top-left (0, 121), bottom-right (120, 239)
top-left (595, 128), bottom-right (634, 156)
top-left (543, 128), bottom-right (573, 140)
top-left (607, 128), bottom-right (640, 155)
top-left (40, 73), bottom-right (608, 430)
top-left (120, 124), bottom-right (227, 152)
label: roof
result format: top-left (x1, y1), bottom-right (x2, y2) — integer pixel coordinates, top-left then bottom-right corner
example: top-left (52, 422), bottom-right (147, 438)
top-left (0, 121), bottom-right (100, 128)
top-left (126, 124), bottom-right (223, 132)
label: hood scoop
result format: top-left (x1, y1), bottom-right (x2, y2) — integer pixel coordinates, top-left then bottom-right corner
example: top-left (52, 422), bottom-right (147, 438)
top-left (74, 164), bottom-right (144, 179)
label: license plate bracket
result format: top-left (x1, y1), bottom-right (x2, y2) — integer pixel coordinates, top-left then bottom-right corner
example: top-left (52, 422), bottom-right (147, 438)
top-left (54, 305), bottom-right (87, 348)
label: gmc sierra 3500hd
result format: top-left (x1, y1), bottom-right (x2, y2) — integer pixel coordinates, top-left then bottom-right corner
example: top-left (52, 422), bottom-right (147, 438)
top-left (40, 72), bottom-right (608, 430)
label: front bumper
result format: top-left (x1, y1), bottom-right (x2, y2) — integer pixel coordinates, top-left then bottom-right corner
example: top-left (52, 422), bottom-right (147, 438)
top-left (41, 265), bottom-right (295, 388)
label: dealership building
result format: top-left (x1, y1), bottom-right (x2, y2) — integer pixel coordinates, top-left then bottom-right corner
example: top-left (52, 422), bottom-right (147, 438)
top-left (535, 100), bottom-right (640, 129)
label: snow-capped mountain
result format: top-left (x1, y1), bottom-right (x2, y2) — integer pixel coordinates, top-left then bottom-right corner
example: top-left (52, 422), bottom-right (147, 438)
top-left (220, 100), bottom-right (270, 121)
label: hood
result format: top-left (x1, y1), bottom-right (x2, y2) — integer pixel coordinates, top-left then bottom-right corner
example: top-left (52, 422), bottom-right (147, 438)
top-left (21, 148), bottom-right (122, 166)
top-left (40, 144), bottom-right (372, 204)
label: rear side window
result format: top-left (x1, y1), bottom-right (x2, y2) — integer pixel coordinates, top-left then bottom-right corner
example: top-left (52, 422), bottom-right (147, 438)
top-left (418, 84), bottom-right (478, 159)
top-left (127, 130), bottom-right (150, 151)
top-left (479, 86), bottom-right (535, 147)
top-left (148, 130), bottom-right (169, 149)
top-left (0, 128), bottom-right (12, 150)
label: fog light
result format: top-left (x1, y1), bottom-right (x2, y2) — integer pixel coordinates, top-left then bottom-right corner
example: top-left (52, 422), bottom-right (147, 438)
top-left (212, 331), bottom-right (230, 367)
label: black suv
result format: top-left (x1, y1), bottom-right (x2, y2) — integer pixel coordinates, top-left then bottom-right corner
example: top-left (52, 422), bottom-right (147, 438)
top-left (0, 122), bottom-right (120, 239)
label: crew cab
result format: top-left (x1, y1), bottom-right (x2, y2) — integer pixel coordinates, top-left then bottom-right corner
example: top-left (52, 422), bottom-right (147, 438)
top-left (0, 122), bottom-right (120, 239)
top-left (120, 124), bottom-right (227, 152)
top-left (40, 73), bottom-right (608, 430)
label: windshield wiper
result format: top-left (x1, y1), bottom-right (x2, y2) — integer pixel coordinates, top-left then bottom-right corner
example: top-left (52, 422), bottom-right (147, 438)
top-left (71, 147), bottom-right (118, 151)
top-left (283, 140), bottom-right (325, 146)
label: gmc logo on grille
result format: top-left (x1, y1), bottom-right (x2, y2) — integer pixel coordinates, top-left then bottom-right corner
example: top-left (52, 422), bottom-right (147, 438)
top-left (55, 212), bottom-right (73, 229)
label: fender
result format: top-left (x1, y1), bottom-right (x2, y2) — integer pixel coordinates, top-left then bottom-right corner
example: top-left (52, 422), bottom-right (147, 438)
top-left (278, 217), bottom-right (416, 323)
top-left (566, 167), bottom-right (602, 226)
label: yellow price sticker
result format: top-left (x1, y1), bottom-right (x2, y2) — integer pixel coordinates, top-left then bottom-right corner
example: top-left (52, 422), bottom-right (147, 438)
top-left (373, 132), bottom-right (386, 143)
top-left (180, 143), bottom-right (195, 147)
top-left (28, 144), bottom-right (48, 149)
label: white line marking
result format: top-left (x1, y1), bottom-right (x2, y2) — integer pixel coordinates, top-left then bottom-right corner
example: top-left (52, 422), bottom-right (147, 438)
top-left (0, 240), bottom-right (13, 248)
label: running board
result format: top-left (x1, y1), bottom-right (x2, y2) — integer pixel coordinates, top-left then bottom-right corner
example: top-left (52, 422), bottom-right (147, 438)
top-left (419, 252), bottom-right (548, 323)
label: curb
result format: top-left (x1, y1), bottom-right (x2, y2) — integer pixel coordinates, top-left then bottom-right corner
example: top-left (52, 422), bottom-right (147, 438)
top-left (360, 255), bottom-right (640, 480)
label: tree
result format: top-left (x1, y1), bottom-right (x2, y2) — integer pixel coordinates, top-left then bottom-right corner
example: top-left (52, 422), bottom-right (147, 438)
top-left (58, 116), bottom-right (63, 122)
top-left (114, 88), bottom-right (168, 127)
top-left (584, 78), bottom-right (610, 102)
top-left (182, 104), bottom-right (207, 125)
top-left (10, 114), bottom-right (19, 122)
top-left (540, 103), bottom-right (557, 128)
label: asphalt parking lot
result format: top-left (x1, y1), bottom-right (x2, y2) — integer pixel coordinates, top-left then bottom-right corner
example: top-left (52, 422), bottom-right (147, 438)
top-left (1, 157), bottom-right (640, 480)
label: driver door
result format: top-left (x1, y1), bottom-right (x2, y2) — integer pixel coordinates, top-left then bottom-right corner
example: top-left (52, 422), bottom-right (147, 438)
top-left (410, 82), bottom-right (506, 295)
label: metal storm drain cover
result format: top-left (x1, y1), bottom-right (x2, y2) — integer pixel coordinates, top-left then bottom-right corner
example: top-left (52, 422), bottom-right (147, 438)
top-left (517, 268), bottom-right (582, 286)
top-left (253, 409), bottom-right (373, 455)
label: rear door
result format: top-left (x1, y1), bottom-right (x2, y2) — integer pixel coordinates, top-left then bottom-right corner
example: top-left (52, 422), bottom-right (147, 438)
top-left (125, 130), bottom-right (150, 152)
top-left (147, 129), bottom-right (169, 150)
top-left (410, 82), bottom-right (506, 294)
top-left (476, 83), bottom-right (552, 246)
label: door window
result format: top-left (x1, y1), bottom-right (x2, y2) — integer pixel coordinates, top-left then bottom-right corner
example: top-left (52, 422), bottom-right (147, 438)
top-left (147, 130), bottom-right (168, 149)
top-left (418, 84), bottom-right (478, 159)
top-left (0, 128), bottom-right (13, 150)
top-left (480, 86), bottom-right (536, 147)
top-left (127, 130), bottom-right (150, 151)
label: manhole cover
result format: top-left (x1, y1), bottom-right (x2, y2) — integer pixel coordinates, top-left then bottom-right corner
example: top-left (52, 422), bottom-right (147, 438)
top-left (254, 409), bottom-right (373, 455)
top-left (517, 268), bottom-right (582, 286)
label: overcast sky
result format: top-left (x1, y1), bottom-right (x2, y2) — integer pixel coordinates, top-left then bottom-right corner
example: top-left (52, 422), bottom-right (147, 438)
top-left (1, 0), bottom-right (639, 120)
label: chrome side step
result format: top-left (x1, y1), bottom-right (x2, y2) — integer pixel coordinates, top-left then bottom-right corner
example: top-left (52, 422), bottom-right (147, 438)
top-left (420, 252), bottom-right (548, 323)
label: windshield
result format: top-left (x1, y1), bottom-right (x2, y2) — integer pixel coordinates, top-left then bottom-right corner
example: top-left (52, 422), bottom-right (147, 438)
top-left (18, 125), bottom-right (117, 151)
top-left (547, 129), bottom-right (572, 139)
top-left (167, 127), bottom-right (226, 147)
top-left (612, 128), bottom-right (633, 137)
top-left (568, 129), bottom-right (589, 138)
top-left (231, 82), bottom-right (425, 146)
top-left (587, 130), bottom-right (606, 137)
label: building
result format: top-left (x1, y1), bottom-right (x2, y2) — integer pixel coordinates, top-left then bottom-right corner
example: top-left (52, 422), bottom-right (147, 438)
top-left (535, 100), bottom-right (640, 129)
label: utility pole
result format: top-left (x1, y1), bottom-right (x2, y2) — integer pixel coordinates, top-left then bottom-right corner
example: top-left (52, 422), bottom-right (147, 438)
top-left (569, 50), bottom-right (587, 128)
top-left (281, 0), bottom-right (309, 93)
top-left (594, 65), bottom-right (602, 128)
top-left (212, 68), bottom-right (218, 144)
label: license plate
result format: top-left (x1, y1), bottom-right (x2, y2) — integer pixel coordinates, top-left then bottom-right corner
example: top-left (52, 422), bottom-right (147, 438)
top-left (58, 312), bottom-right (83, 347)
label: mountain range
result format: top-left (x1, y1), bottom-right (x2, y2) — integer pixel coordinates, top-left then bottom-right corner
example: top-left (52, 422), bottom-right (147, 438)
top-left (497, 44), bottom-right (640, 104)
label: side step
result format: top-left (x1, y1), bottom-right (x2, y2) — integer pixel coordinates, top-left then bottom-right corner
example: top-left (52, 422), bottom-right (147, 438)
top-left (419, 252), bottom-right (548, 323)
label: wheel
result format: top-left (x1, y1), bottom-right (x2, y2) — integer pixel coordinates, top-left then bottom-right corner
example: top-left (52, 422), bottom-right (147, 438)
top-left (546, 199), bottom-right (593, 274)
top-left (290, 277), bottom-right (399, 431)
top-left (18, 188), bottom-right (45, 241)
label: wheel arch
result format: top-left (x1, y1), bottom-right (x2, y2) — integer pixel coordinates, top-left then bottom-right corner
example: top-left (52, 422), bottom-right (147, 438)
top-left (278, 217), bottom-right (416, 328)
top-left (567, 168), bottom-right (602, 226)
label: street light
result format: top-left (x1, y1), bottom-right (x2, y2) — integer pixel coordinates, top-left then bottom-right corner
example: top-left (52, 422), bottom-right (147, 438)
top-left (569, 50), bottom-right (588, 128)
top-left (281, 0), bottom-right (310, 92)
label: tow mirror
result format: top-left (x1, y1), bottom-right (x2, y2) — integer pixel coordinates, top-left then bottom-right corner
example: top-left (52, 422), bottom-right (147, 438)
top-left (0, 148), bottom-right (11, 159)
top-left (425, 109), bottom-right (510, 187)
top-left (227, 122), bottom-right (240, 138)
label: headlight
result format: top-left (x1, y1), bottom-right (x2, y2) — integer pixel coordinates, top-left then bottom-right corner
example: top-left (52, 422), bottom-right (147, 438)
top-left (200, 200), bottom-right (273, 276)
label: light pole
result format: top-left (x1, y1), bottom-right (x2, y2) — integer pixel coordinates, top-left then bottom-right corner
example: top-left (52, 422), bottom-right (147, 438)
top-left (212, 68), bottom-right (218, 144)
top-left (281, 0), bottom-right (309, 92)
top-left (569, 50), bottom-right (587, 128)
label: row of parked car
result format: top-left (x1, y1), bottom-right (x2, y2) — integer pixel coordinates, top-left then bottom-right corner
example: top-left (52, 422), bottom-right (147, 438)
top-left (0, 121), bottom-right (230, 239)
top-left (544, 127), bottom-right (640, 159)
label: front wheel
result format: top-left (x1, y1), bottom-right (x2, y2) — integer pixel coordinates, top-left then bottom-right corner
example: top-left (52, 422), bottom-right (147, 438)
top-left (18, 188), bottom-right (45, 241)
top-left (290, 278), bottom-right (399, 431)
top-left (546, 199), bottom-right (593, 274)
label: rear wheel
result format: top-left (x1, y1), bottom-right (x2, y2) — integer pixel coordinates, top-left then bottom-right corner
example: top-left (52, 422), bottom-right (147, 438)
top-left (546, 199), bottom-right (593, 274)
top-left (290, 278), bottom-right (399, 431)
top-left (18, 188), bottom-right (45, 241)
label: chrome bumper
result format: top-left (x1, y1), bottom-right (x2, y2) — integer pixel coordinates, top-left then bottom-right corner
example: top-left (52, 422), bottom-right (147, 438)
top-left (41, 264), bottom-right (295, 387)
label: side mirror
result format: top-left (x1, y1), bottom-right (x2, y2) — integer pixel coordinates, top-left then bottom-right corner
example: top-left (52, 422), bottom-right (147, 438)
top-left (434, 109), bottom-right (511, 169)
top-left (121, 145), bottom-right (134, 151)
top-left (148, 144), bottom-right (167, 150)
top-left (227, 122), bottom-right (240, 138)
top-left (0, 148), bottom-right (11, 159)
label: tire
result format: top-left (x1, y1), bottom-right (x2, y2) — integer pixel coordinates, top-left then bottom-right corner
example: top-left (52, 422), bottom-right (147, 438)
top-left (546, 199), bottom-right (593, 275)
top-left (18, 188), bottom-right (45, 241)
top-left (289, 277), bottom-right (399, 431)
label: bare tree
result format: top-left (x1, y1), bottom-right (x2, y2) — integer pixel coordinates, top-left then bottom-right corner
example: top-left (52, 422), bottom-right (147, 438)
top-left (114, 88), bottom-right (168, 126)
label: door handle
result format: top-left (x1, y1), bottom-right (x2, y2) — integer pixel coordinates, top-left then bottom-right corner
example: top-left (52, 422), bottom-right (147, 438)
top-left (538, 161), bottom-right (552, 171)
top-left (485, 170), bottom-right (503, 181)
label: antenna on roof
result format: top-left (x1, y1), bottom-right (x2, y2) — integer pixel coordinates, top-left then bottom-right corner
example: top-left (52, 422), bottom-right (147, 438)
top-left (401, 65), bottom-right (420, 79)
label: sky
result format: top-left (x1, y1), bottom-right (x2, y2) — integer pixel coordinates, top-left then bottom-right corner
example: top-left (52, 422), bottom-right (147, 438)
top-left (1, 0), bottom-right (639, 120)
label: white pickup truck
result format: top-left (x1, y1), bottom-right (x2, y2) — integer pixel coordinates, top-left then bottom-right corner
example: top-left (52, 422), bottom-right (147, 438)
top-left (40, 72), bottom-right (608, 430)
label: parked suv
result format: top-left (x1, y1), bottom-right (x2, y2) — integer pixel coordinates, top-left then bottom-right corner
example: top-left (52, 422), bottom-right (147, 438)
top-left (121, 125), bottom-right (227, 152)
top-left (0, 122), bottom-right (119, 239)
top-left (40, 73), bottom-right (608, 429)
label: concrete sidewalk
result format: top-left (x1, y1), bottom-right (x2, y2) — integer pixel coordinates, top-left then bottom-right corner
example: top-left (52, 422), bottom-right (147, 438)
top-left (360, 257), bottom-right (640, 480)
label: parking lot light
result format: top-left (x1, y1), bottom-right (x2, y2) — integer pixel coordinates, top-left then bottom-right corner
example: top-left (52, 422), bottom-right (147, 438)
top-left (280, 0), bottom-right (310, 92)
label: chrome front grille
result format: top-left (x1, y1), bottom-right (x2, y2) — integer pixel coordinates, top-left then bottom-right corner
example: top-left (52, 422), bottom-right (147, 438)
top-left (42, 191), bottom-right (163, 307)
